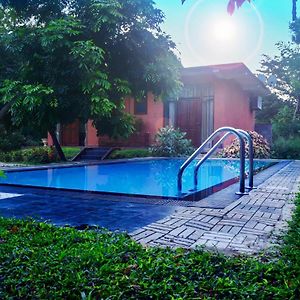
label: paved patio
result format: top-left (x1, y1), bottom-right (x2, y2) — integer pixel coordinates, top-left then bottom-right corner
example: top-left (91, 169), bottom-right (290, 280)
top-left (130, 161), bottom-right (300, 254)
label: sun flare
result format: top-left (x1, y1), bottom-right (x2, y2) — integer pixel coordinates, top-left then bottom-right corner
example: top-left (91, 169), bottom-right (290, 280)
top-left (212, 17), bottom-right (237, 42)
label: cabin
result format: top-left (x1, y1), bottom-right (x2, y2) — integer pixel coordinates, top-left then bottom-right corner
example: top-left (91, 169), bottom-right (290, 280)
top-left (48, 63), bottom-right (269, 148)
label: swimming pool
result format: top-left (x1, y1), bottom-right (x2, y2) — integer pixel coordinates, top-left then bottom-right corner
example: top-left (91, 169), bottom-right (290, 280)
top-left (0, 158), bottom-right (272, 200)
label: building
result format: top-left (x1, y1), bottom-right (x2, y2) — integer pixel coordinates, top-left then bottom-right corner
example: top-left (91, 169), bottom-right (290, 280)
top-left (48, 63), bottom-right (269, 148)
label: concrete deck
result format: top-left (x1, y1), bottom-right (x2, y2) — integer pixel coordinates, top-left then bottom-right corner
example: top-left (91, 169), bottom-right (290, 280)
top-left (130, 161), bottom-right (300, 254)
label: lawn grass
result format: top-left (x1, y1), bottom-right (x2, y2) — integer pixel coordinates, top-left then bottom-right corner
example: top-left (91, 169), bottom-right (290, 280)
top-left (108, 148), bottom-right (152, 159)
top-left (62, 146), bottom-right (81, 160)
top-left (0, 196), bottom-right (299, 299)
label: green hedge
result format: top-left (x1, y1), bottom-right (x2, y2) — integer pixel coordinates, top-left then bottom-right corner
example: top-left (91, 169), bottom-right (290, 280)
top-left (108, 148), bottom-right (152, 159)
top-left (272, 137), bottom-right (300, 159)
top-left (0, 194), bottom-right (300, 298)
top-left (0, 147), bottom-right (59, 164)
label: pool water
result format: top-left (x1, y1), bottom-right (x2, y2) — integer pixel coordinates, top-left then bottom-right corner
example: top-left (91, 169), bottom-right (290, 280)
top-left (0, 159), bottom-right (271, 199)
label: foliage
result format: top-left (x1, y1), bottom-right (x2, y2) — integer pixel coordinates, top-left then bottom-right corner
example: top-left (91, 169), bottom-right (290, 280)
top-left (0, 125), bottom-right (42, 152)
top-left (0, 128), bottom-right (25, 152)
top-left (109, 148), bottom-right (152, 159)
top-left (150, 126), bottom-right (194, 157)
top-left (0, 0), bottom-right (182, 159)
top-left (281, 192), bottom-right (300, 275)
top-left (290, 17), bottom-right (300, 44)
top-left (181, 0), bottom-right (250, 15)
top-left (272, 137), bottom-right (300, 159)
top-left (260, 41), bottom-right (300, 119)
top-left (220, 131), bottom-right (271, 159)
top-left (0, 147), bottom-right (58, 164)
top-left (272, 106), bottom-right (300, 139)
top-left (258, 15), bottom-right (300, 160)
top-left (226, 0), bottom-right (250, 14)
top-left (1, 191), bottom-right (300, 298)
top-left (255, 94), bottom-right (286, 124)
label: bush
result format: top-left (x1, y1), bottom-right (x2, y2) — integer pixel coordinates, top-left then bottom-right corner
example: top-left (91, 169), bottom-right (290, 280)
top-left (272, 106), bottom-right (300, 140)
top-left (220, 131), bottom-right (271, 159)
top-left (150, 126), bottom-right (195, 157)
top-left (272, 137), bottom-right (300, 159)
top-left (0, 147), bottom-right (59, 164)
top-left (0, 130), bottom-right (25, 152)
top-left (0, 125), bottom-right (43, 152)
top-left (109, 148), bottom-right (151, 159)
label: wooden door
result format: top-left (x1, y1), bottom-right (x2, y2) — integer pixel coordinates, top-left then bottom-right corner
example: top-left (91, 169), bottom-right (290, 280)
top-left (176, 99), bottom-right (202, 146)
top-left (61, 121), bottom-right (80, 146)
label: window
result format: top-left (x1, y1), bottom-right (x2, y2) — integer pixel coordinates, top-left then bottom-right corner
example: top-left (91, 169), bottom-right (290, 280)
top-left (180, 84), bottom-right (214, 99)
top-left (134, 97), bottom-right (147, 115)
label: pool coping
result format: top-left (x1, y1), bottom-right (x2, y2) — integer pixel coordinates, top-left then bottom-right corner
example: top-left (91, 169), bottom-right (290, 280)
top-left (1, 156), bottom-right (282, 172)
top-left (0, 158), bottom-right (280, 197)
top-left (0, 158), bottom-right (288, 207)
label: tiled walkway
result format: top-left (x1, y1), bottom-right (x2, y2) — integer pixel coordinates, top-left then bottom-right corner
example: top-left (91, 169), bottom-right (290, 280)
top-left (131, 161), bottom-right (300, 254)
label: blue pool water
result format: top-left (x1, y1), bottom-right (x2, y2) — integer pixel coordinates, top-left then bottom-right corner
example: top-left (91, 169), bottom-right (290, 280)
top-left (0, 159), bottom-right (271, 199)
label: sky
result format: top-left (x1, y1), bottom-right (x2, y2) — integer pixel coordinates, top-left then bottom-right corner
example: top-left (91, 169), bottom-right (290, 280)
top-left (155, 0), bottom-right (292, 72)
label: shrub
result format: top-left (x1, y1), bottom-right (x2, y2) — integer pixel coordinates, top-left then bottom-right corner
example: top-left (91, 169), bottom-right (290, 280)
top-left (272, 106), bottom-right (300, 140)
top-left (150, 126), bottom-right (195, 157)
top-left (272, 137), bottom-right (300, 159)
top-left (109, 148), bottom-right (151, 159)
top-left (0, 129), bottom-right (25, 152)
top-left (0, 125), bottom-right (43, 152)
top-left (220, 131), bottom-right (271, 159)
top-left (22, 147), bottom-right (59, 163)
top-left (0, 147), bottom-right (59, 164)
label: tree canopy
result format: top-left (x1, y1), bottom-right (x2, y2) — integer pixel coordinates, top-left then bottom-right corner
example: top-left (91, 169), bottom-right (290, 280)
top-left (260, 40), bottom-right (300, 119)
top-left (0, 0), bottom-right (182, 160)
top-left (258, 12), bottom-right (300, 147)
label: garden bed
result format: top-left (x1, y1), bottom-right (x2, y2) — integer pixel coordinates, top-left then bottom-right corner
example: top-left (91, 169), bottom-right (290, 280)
top-left (0, 193), bottom-right (299, 298)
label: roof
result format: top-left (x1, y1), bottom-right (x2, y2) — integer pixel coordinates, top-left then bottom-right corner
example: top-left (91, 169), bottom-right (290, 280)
top-left (181, 63), bottom-right (269, 97)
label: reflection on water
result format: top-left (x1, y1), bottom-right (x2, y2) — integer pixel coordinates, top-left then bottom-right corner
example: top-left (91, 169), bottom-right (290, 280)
top-left (0, 159), bottom-right (271, 198)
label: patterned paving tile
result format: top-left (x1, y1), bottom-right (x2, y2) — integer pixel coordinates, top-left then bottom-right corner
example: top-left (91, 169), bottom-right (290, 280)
top-left (131, 161), bottom-right (300, 254)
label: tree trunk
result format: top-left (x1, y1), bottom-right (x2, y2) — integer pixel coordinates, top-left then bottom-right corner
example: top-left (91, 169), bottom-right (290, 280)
top-left (49, 128), bottom-right (67, 161)
top-left (293, 95), bottom-right (300, 120)
top-left (293, 0), bottom-right (297, 21)
top-left (0, 101), bottom-right (14, 120)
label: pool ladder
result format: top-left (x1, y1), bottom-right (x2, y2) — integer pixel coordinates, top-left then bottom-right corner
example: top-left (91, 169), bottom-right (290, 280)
top-left (177, 127), bottom-right (255, 196)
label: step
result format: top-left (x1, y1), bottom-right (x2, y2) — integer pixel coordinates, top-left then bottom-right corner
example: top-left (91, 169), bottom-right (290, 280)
top-left (80, 155), bottom-right (102, 160)
top-left (85, 148), bottom-right (110, 153)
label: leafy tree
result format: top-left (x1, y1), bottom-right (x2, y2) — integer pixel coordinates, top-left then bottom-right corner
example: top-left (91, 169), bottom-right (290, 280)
top-left (255, 94), bottom-right (287, 124)
top-left (272, 106), bottom-right (300, 139)
top-left (293, 0), bottom-right (298, 21)
top-left (0, 1), bottom-right (182, 160)
top-left (260, 41), bottom-right (300, 120)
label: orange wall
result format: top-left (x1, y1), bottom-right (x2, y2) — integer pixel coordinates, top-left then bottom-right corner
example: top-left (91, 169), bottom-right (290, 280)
top-left (86, 120), bottom-right (98, 146)
top-left (47, 132), bottom-right (53, 146)
top-left (214, 80), bottom-right (255, 131)
top-left (48, 81), bottom-right (255, 148)
top-left (85, 92), bottom-right (164, 147)
top-left (124, 93), bottom-right (164, 143)
top-left (47, 122), bottom-right (80, 147)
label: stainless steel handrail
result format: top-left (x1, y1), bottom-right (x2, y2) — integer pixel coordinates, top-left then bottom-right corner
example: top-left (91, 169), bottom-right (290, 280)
top-left (237, 129), bottom-right (255, 190)
top-left (193, 132), bottom-right (231, 188)
top-left (177, 126), bottom-right (247, 195)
